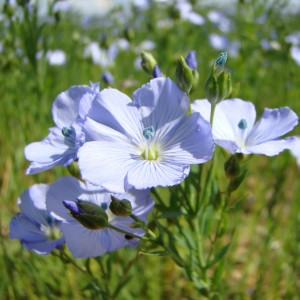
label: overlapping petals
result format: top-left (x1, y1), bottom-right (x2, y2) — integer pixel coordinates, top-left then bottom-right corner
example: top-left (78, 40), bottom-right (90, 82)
top-left (78, 78), bottom-right (215, 193)
top-left (9, 184), bottom-right (64, 255)
top-left (25, 84), bottom-right (99, 174)
top-left (46, 176), bottom-right (154, 258)
top-left (192, 98), bottom-right (298, 156)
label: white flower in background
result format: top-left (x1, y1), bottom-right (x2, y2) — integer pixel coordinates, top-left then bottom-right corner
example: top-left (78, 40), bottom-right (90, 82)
top-left (84, 41), bottom-right (118, 67)
top-left (290, 45), bottom-right (300, 65)
top-left (176, 0), bottom-right (205, 26)
top-left (207, 10), bottom-right (231, 33)
top-left (135, 40), bottom-right (156, 53)
top-left (112, 38), bottom-right (130, 51)
top-left (260, 39), bottom-right (281, 51)
top-left (285, 31), bottom-right (300, 46)
top-left (209, 34), bottom-right (240, 57)
top-left (288, 137), bottom-right (300, 166)
top-left (46, 50), bottom-right (66, 66)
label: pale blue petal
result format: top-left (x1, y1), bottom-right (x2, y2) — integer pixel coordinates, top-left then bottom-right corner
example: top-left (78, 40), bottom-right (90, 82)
top-left (18, 184), bottom-right (49, 226)
top-left (191, 99), bottom-right (211, 122)
top-left (22, 237), bottom-right (64, 255)
top-left (246, 107), bottom-right (298, 146)
top-left (86, 89), bottom-right (143, 145)
top-left (214, 139), bottom-right (238, 153)
top-left (213, 99), bottom-right (256, 143)
top-left (162, 112), bottom-right (214, 164)
top-left (288, 136), bottom-right (300, 166)
top-left (61, 222), bottom-right (108, 258)
top-left (78, 92), bottom-right (96, 119)
top-left (78, 141), bottom-right (137, 193)
top-left (83, 117), bottom-right (131, 143)
top-left (46, 176), bottom-right (85, 221)
top-left (131, 197), bottom-right (154, 222)
top-left (10, 213), bottom-right (46, 242)
top-left (52, 85), bottom-right (94, 128)
top-left (126, 160), bottom-right (190, 190)
top-left (246, 137), bottom-right (296, 156)
top-left (132, 78), bottom-right (189, 131)
top-left (10, 213), bottom-right (64, 254)
top-left (25, 127), bottom-right (75, 174)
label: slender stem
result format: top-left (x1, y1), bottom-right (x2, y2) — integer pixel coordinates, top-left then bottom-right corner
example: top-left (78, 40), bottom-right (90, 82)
top-left (130, 214), bottom-right (157, 239)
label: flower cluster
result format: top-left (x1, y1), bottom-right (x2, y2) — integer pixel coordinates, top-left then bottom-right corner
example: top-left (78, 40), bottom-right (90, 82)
top-left (10, 58), bottom-right (299, 258)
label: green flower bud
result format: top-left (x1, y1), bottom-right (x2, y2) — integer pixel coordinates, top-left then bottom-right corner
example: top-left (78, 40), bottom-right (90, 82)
top-left (205, 52), bottom-right (232, 105)
top-left (227, 169), bottom-right (247, 194)
top-left (141, 51), bottom-right (157, 75)
top-left (63, 200), bottom-right (109, 230)
top-left (109, 197), bottom-right (132, 217)
top-left (224, 155), bottom-right (241, 180)
top-left (175, 56), bottom-right (194, 94)
top-left (124, 26), bottom-right (135, 41)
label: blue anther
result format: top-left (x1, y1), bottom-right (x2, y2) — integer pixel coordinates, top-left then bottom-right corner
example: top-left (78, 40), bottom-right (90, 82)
top-left (238, 119), bottom-right (248, 130)
top-left (62, 127), bottom-right (73, 137)
top-left (215, 51), bottom-right (228, 66)
top-left (143, 126), bottom-right (155, 139)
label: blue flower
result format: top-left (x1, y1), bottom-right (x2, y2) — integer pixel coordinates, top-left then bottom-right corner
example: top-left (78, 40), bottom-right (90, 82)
top-left (25, 83), bottom-right (99, 174)
top-left (192, 98), bottom-right (298, 156)
top-left (9, 184), bottom-right (64, 255)
top-left (46, 176), bottom-right (154, 258)
top-left (78, 78), bottom-right (215, 193)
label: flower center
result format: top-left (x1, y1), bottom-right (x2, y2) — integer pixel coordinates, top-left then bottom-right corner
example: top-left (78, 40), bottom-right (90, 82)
top-left (42, 216), bottom-right (62, 241)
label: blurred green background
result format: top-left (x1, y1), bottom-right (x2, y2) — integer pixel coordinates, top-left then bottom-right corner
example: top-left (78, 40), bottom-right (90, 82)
top-left (1, 0), bottom-right (300, 299)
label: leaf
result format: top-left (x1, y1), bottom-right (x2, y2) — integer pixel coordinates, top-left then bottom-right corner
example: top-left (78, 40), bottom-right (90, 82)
top-left (207, 243), bottom-right (231, 268)
top-left (138, 250), bottom-right (170, 256)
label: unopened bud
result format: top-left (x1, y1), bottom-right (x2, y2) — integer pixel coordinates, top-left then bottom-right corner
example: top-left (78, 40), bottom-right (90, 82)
top-left (63, 200), bottom-right (108, 230)
top-left (141, 51), bottom-right (157, 75)
top-left (227, 169), bottom-right (247, 193)
top-left (185, 50), bottom-right (199, 90)
top-left (224, 155), bottom-right (240, 179)
top-left (175, 56), bottom-right (194, 94)
top-left (109, 197), bottom-right (132, 217)
top-left (124, 26), bottom-right (135, 41)
top-left (205, 51), bottom-right (232, 105)
top-left (101, 71), bottom-right (114, 85)
top-left (185, 50), bottom-right (197, 70)
top-left (152, 64), bottom-right (163, 78)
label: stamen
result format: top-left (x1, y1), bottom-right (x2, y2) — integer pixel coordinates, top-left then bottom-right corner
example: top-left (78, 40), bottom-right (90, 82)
top-left (238, 119), bottom-right (247, 130)
top-left (101, 203), bottom-right (108, 210)
top-left (215, 51), bottom-right (228, 66)
top-left (143, 126), bottom-right (155, 139)
top-left (62, 127), bottom-right (73, 137)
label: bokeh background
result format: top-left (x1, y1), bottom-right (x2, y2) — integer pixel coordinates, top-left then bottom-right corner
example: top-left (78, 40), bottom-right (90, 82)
top-left (1, 0), bottom-right (300, 299)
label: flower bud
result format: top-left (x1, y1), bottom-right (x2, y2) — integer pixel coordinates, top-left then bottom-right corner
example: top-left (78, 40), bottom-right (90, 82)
top-left (227, 169), bottom-right (247, 194)
top-left (63, 200), bottom-right (108, 230)
top-left (109, 197), bottom-right (132, 217)
top-left (185, 50), bottom-right (198, 70)
top-left (224, 155), bottom-right (240, 179)
top-left (185, 50), bottom-right (199, 90)
top-left (124, 26), bottom-right (135, 41)
top-left (152, 64), bottom-right (163, 78)
top-left (205, 51), bottom-right (232, 105)
top-left (101, 71), bottom-right (114, 85)
top-left (141, 51), bottom-right (157, 75)
top-left (175, 56), bottom-right (194, 94)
